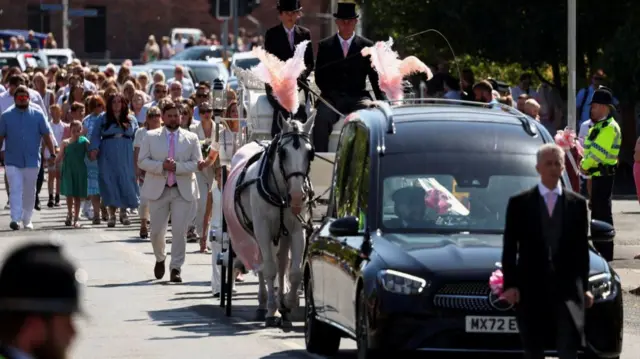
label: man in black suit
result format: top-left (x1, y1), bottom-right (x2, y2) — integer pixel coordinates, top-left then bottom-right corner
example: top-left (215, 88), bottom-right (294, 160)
top-left (501, 143), bottom-right (594, 359)
top-left (384, 186), bottom-right (433, 228)
top-left (313, 2), bottom-right (385, 152)
top-left (264, 0), bottom-right (314, 137)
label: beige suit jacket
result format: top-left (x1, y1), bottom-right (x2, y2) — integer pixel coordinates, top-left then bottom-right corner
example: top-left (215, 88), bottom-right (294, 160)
top-left (138, 127), bottom-right (202, 202)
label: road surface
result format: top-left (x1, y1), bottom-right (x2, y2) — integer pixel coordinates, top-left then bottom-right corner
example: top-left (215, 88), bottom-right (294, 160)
top-left (0, 177), bottom-right (639, 358)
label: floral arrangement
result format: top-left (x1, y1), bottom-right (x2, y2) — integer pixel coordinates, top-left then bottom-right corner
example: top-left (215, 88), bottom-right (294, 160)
top-left (489, 264), bottom-right (504, 298)
top-left (425, 188), bottom-right (452, 214)
top-left (554, 128), bottom-right (583, 176)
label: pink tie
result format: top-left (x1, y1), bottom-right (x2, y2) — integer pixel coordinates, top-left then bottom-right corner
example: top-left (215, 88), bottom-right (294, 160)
top-left (167, 132), bottom-right (176, 186)
top-left (545, 192), bottom-right (556, 216)
top-left (288, 31), bottom-right (294, 50)
top-left (342, 41), bottom-right (349, 57)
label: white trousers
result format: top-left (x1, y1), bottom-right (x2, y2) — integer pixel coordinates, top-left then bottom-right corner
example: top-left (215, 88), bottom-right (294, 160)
top-left (6, 166), bottom-right (39, 223)
top-left (210, 234), bottom-right (222, 295)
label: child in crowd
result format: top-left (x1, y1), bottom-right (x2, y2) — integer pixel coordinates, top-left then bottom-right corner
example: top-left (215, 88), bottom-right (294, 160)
top-left (58, 120), bottom-right (89, 228)
top-left (47, 104), bottom-right (68, 208)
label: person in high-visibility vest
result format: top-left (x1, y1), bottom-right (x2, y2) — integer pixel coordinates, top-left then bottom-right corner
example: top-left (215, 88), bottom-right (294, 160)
top-left (0, 243), bottom-right (81, 358)
top-left (580, 86), bottom-right (621, 226)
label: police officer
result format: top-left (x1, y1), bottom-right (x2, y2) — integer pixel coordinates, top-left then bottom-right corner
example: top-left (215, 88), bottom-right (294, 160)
top-left (0, 243), bottom-right (81, 359)
top-left (264, 0), bottom-right (314, 137)
top-left (581, 86), bottom-right (621, 227)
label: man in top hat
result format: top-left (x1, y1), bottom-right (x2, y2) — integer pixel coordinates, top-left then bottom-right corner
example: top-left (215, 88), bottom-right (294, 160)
top-left (580, 86), bottom-right (621, 228)
top-left (313, 1), bottom-right (385, 152)
top-left (264, 0), bottom-right (314, 137)
top-left (0, 243), bottom-right (81, 358)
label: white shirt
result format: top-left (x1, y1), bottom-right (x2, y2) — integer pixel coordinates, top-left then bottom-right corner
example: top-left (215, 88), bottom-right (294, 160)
top-left (45, 121), bottom-right (67, 158)
top-left (538, 182), bottom-right (562, 208)
top-left (338, 33), bottom-right (355, 53)
top-left (283, 25), bottom-right (295, 48)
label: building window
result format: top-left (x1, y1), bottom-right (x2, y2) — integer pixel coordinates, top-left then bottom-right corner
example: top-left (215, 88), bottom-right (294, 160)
top-left (27, 5), bottom-right (51, 34)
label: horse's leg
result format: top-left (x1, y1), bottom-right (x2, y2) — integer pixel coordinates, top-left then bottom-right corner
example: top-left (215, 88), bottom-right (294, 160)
top-left (254, 220), bottom-right (279, 327)
top-left (284, 225), bottom-right (305, 312)
top-left (255, 270), bottom-right (268, 321)
top-left (277, 237), bottom-right (293, 328)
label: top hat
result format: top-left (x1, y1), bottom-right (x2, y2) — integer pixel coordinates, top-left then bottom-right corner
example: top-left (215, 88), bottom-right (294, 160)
top-left (277, 0), bottom-right (302, 12)
top-left (333, 2), bottom-right (359, 19)
top-left (0, 243), bottom-right (82, 315)
top-left (590, 86), bottom-right (614, 106)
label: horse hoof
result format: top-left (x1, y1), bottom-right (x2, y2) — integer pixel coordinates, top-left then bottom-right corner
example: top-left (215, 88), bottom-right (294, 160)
top-left (255, 309), bottom-right (267, 321)
top-left (265, 316), bottom-right (280, 327)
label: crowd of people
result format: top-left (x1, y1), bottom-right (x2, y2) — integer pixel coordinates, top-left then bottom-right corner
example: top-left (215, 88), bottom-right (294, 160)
top-left (0, 57), bottom-right (247, 288)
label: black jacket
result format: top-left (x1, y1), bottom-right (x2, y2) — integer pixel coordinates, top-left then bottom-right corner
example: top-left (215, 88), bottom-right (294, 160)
top-left (501, 186), bottom-right (589, 345)
top-left (264, 24), bottom-right (314, 85)
top-left (314, 34), bottom-right (385, 102)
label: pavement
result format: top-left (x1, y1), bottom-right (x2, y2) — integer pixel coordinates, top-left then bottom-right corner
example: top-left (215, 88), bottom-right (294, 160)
top-left (0, 171), bottom-right (639, 358)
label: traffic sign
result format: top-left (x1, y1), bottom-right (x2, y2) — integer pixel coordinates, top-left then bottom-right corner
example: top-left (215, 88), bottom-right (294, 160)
top-left (68, 9), bottom-right (98, 17)
top-left (216, 0), bottom-right (234, 19)
top-left (40, 4), bottom-right (63, 11)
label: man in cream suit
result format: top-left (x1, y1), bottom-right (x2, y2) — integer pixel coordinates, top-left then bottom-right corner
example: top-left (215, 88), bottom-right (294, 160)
top-left (138, 101), bottom-right (204, 282)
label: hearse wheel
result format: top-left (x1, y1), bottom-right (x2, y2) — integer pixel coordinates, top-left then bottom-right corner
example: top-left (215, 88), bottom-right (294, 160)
top-left (357, 290), bottom-right (380, 359)
top-left (304, 280), bottom-right (341, 355)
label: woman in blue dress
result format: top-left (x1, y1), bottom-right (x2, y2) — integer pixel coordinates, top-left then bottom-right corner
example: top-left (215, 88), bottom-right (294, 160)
top-left (83, 95), bottom-right (106, 224)
top-left (88, 92), bottom-right (140, 227)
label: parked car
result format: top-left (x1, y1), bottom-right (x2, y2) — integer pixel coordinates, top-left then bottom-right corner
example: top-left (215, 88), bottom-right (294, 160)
top-left (41, 48), bottom-right (76, 66)
top-left (169, 45), bottom-right (224, 61)
top-left (0, 51), bottom-right (48, 71)
top-left (303, 99), bottom-right (623, 359)
top-left (151, 60), bottom-right (228, 85)
top-left (170, 27), bottom-right (205, 46)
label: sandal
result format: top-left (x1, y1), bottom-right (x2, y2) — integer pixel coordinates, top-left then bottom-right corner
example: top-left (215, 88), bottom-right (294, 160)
top-left (140, 226), bottom-right (149, 239)
top-left (64, 214), bottom-right (72, 226)
top-left (107, 216), bottom-right (116, 228)
top-left (120, 214), bottom-right (131, 225)
top-left (92, 217), bottom-right (101, 225)
top-left (199, 237), bottom-right (209, 253)
top-left (73, 218), bottom-right (82, 228)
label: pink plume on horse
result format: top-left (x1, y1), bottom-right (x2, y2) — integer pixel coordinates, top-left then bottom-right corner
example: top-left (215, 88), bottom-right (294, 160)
top-left (554, 128), bottom-right (583, 156)
top-left (251, 40), bottom-right (310, 114)
top-left (361, 37), bottom-right (432, 101)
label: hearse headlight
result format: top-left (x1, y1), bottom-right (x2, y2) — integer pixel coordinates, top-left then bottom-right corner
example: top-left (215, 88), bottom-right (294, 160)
top-left (589, 273), bottom-right (613, 300)
top-left (377, 269), bottom-right (428, 295)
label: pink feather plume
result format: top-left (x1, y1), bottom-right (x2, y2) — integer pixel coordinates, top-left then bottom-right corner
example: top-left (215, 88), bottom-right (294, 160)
top-left (361, 37), bottom-right (432, 101)
top-left (250, 40), bottom-right (310, 114)
top-left (555, 128), bottom-right (584, 156)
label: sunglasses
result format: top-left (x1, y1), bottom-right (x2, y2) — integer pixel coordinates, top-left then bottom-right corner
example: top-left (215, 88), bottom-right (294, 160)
top-left (148, 114), bottom-right (161, 118)
top-left (196, 93), bottom-right (209, 98)
top-left (200, 109), bottom-right (212, 113)
top-left (15, 94), bottom-right (29, 101)
top-left (154, 89), bottom-right (167, 93)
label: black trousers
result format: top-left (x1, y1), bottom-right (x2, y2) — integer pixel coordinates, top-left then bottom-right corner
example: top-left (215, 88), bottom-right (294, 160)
top-left (591, 175), bottom-right (614, 226)
top-left (517, 300), bottom-right (579, 359)
top-left (312, 93), bottom-right (369, 152)
top-left (36, 160), bottom-right (45, 199)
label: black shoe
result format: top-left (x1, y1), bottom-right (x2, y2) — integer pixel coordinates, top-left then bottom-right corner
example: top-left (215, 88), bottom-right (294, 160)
top-left (170, 269), bottom-right (182, 283)
top-left (213, 292), bottom-right (220, 298)
top-left (47, 194), bottom-right (54, 208)
top-left (154, 260), bottom-right (165, 280)
top-left (34, 198), bottom-right (41, 211)
top-left (54, 194), bottom-right (60, 207)
top-left (9, 221), bottom-right (19, 230)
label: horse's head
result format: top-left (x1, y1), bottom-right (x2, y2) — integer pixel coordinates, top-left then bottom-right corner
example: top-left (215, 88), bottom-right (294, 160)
top-left (273, 116), bottom-right (315, 214)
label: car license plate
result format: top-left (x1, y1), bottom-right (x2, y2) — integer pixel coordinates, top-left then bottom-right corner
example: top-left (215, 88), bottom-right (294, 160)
top-left (465, 316), bottom-right (518, 333)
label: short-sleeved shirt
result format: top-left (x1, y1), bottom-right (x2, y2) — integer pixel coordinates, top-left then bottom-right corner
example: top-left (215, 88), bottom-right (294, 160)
top-left (133, 127), bottom-right (148, 148)
top-left (0, 106), bottom-right (50, 168)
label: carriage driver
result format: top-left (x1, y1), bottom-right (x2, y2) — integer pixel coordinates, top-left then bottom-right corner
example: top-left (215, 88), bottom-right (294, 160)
top-left (312, 1), bottom-right (386, 152)
top-left (385, 186), bottom-right (431, 228)
top-left (264, 0), bottom-right (315, 137)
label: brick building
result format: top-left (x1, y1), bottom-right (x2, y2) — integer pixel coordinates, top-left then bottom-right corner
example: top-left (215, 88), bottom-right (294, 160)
top-left (0, 0), bottom-right (336, 59)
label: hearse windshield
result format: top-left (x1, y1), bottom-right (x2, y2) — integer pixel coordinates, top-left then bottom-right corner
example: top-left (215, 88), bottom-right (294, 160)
top-left (380, 152), bottom-right (541, 234)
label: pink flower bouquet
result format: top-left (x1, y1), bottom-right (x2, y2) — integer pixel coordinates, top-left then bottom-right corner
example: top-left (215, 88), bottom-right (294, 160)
top-left (489, 268), bottom-right (504, 297)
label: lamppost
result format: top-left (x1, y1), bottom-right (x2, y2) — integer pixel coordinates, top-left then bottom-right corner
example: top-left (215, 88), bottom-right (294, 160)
top-left (567, 0), bottom-right (577, 129)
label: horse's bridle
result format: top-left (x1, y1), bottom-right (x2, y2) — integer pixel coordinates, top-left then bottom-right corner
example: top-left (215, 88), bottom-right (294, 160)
top-left (273, 131), bottom-right (315, 185)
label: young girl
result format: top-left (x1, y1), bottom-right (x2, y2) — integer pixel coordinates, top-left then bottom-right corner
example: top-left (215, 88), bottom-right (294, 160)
top-left (47, 104), bottom-right (68, 208)
top-left (58, 120), bottom-right (89, 228)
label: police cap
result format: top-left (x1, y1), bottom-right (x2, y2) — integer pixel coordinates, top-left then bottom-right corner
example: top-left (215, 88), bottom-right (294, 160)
top-left (392, 186), bottom-right (426, 205)
top-left (0, 243), bottom-right (82, 314)
top-left (590, 86), bottom-right (614, 106)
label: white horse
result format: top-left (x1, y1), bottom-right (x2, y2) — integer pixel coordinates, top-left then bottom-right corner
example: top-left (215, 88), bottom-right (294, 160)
top-left (224, 117), bottom-right (314, 327)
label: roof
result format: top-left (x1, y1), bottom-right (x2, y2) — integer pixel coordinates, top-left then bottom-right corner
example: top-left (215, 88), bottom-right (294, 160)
top-left (41, 49), bottom-right (74, 55)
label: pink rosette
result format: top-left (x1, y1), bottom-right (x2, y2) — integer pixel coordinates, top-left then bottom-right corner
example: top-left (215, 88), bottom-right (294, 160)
top-left (554, 128), bottom-right (584, 156)
top-left (425, 188), bottom-right (452, 214)
top-left (489, 268), bottom-right (504, 297)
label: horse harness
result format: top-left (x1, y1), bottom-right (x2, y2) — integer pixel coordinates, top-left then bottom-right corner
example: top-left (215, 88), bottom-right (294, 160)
top-left (234, 130), bottom-right (315, 246)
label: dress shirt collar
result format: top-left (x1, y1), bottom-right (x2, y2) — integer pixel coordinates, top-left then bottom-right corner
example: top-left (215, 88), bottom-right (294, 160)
top-left (538, 181), bottom-right (562, 197)
top-left (283, 24), bottom-right (295, 35)
top-left (165, 127), bottom-right (179, 138)
top-left (337, 32), bottom-right (355, 47)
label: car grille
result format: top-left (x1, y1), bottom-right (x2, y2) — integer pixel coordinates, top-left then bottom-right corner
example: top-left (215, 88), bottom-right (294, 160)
top-left (433, 282), bottom-right (506, 312)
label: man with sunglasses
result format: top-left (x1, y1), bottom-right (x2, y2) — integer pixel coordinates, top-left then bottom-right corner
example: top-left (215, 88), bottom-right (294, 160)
top-left (192, 83), bottom-right (211, 122)
top-left (0, 86), bottom-right (56, 230)
top-left (139, 82), bottom-right (168, 126)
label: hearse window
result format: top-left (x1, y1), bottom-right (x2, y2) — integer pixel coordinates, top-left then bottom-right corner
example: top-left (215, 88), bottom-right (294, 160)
top-left (332, 123), bottom-right (356, 218)
top-left (342, 125), bottom-right (369, 230)
top-left (380, 152), bottom-right (540, 233)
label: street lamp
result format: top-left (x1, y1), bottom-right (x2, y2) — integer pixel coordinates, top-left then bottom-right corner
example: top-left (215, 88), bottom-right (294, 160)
top-left (567, 0), bottom-right (577, 129)
top-left (212, 78), bottom-right (226, 142)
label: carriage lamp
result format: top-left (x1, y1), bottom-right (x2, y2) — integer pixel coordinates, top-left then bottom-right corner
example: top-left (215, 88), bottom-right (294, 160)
top-left (212, 78), bottom-right (226, 115)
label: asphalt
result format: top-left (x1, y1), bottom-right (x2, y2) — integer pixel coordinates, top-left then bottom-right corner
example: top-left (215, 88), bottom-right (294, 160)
top-left (0, 170), bottom-right (639, 358)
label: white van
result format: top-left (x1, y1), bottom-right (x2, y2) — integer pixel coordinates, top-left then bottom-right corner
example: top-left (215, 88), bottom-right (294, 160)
top-left (170, 28), bottom-right (205, 45)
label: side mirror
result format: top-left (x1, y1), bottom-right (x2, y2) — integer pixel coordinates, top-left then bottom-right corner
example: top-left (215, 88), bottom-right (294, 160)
top-left (329, 216), bottom-right (359, 237)
top-left (590, 219), bottom-right (615, 242)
